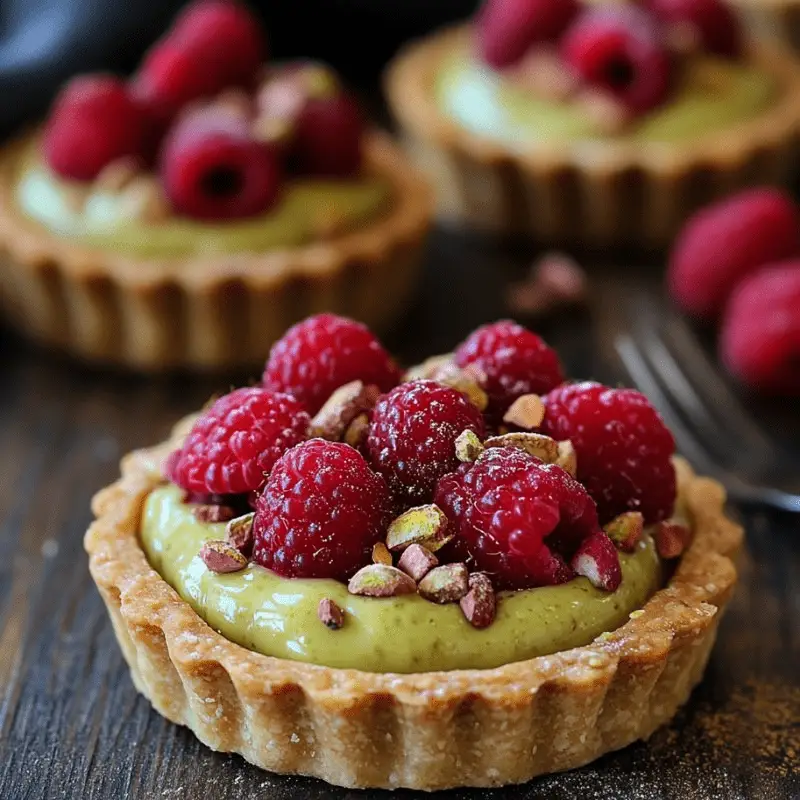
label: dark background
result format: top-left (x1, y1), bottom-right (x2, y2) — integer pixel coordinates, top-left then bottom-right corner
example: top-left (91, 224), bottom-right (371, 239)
top-left (0, 2), bottom-right (798, 799)
top-left (0, 0), bottom-right (479, 136)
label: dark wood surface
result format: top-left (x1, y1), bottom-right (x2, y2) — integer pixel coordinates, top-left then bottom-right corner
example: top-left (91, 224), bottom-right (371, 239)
top-left (1, 230), bottom-right (798, 800)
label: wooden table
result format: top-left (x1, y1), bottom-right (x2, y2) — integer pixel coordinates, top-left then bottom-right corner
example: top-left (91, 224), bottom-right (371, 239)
top-left (1, 230), bottom-right (798, 799)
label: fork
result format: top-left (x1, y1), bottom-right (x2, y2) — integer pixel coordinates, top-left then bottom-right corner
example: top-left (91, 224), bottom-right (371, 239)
top-left (613, 292), bottom-right (800, 514)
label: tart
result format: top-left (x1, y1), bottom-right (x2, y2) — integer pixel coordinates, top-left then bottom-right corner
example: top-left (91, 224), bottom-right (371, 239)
top-left (86, 313), bottom-right (743, 790)
top-left (0, 1), bottom-right (430, 371)
top-left (385, 0), bottom-right (800, 247)
top-left (729, 0), bottom-right (800, 52)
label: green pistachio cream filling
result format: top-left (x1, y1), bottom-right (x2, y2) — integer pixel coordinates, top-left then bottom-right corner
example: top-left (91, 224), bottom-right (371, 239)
top-left (141, 484), bottom-right (664, 673)
top-left (436, 54), bottom-right (776, 146)
top-left (14, 157), bottom-right (390, 258)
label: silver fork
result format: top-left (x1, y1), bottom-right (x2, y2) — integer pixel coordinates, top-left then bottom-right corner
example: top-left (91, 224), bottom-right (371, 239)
top-left (614, 292), bottom-right (800, 514)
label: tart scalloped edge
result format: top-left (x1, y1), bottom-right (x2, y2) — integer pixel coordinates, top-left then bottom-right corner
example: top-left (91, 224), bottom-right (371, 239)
top-left (384, 25), bottom-right (800, 244)
top-left (85, 415), bottom-right (743, 791)
top-left (0, 130), bottom-right (432, 370)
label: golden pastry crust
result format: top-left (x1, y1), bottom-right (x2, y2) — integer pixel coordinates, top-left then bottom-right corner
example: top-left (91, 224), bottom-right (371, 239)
top-left (385, 26), bottom-right (800, 246)
top-left (85, 418), bottom-right (742, 790)
top-left (0, 131), bottom-right (431, 371)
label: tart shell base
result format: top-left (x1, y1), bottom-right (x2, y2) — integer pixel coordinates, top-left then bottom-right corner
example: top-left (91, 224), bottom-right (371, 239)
top-left (86, 423), bottom-right (742, 791)
top-left (386, 27), bottom-right (800, 248)
top-left (0, 132), bottom-right (431, 372)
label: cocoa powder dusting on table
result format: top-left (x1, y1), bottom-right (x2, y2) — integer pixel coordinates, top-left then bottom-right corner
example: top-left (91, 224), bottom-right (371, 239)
top-left (690, 680), bottom-right (799, 779)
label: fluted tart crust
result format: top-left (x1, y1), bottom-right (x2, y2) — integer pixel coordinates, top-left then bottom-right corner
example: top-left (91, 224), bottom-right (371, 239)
top-left (0, 131), bottom-right (431, 372)
top-left (85, 417), bottom-right (743, 791)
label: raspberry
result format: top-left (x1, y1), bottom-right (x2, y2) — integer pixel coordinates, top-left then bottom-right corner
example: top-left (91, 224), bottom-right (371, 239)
top-left (292, 92), bottom-right (364, 177)
top-left (645, 0), bottom-right (741, 58)
top-left (252, 439), bottom-right (392, 580)
top-left (132, 1), bottom-right (264, 125)
top-left (171, 0), bottom-right (265, 87)
top-left (366, 380), bottom-right (486, 504)
top-left (476, 0), bottom-right (581, 69)
top-left (434, 447), bottom-right (607, 590)
top-left (255, 63), bottom-right (363, 175)
top-left (540, 382), bottom-right (676, 523)
top-left (720, 262), bottom-right (800, 394)
top-left (43, 75), bottom-right (148, 181)
top-left (167, 387), bottom-right (309, 496)
top-left (262, 313), bottom-right (401, 414)
top-left (668, 188), bottom-right (800, 320)
top-left (159, 106), bottom-right (282, 220)
top-left (560, 7), bottom-right (672, 113)
top-left (454, 320), bottom-right (564, 422)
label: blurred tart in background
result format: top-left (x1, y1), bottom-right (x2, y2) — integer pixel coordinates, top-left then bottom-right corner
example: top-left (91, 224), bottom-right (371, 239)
top-left (0, 0), bottom-right (431, 371)
top-left (385, 0), bottom-right (800, 247)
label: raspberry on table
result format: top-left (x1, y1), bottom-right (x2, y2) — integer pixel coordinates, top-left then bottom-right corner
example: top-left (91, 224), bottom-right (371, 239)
top-left (160, 106), bottom-right (282, 220)
top-left (44, 75), bottom-right (149, 181)
top-left (263, 313), bottom-right (402, 414)
top-left (645, 0), bottom-right (742, 58)
top-left (541, 382), bottom-right (676, 524)
top-left (434, 447), bottom-right (608, 590)
top-left (720, 261), bottom-right (800, 395)
top-left (560, 6), bottom-right (672, 114)
top-left (454, 320), bottom-right (564, 422)
top-left (252, 439), bottom-right (393, 580)
top-left (476, 0), bottom-right (580, 69)
top-left (366, 380), bottom-right (486, 504)
top-left (668, 188), bottom-right (800, 320)
top-left (167, 387), bottom-right (310, 496)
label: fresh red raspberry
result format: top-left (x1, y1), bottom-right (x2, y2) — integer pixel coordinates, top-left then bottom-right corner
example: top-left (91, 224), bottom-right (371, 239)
top-left (262, 313), bottom-right (401, 414)
top-left (43, 75), bottom-right (148, 181)
top-left (476, 0), bottom-right (581, 69)
top-left (132, 1), bottom-right (264, 126)
top-left (454, 320), bottom-right (564, 422)
top-left (720, 262), bottom-right (800, 395)
top-left (252, 439), bottom-right (392, 580)
top-left (366, 380), bottom-right (486, 504)
top-left (645, 0), bottom-right (741, 58)
top-left (171, 0), bottom-right (265, 87)
top-left (292, 92), bottom-right (364, 177)
top-left (541, 382), bottom-right (676, 523)
top-left (434, 447), bottom-right (607, 590)
top-left (561, 6), bottom-right (672, 113)
top-left (159, 106), bottom-right (282, 220)
top-left (255, 63), bottom-right (363, 175)
top-left (131, 42), bottom-right (220, 126)
top-left (668, 188), bottom-right (800, 320)
top-left (167, 387), bottom-right (310, 496)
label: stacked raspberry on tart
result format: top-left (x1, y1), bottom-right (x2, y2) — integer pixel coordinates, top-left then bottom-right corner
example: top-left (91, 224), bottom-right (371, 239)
top-left (385, 0), bottom-right (800, 246)
top-left (0, 0), bottom-right (430, 370)
top-left (86, 312), bottom-right (742, 790)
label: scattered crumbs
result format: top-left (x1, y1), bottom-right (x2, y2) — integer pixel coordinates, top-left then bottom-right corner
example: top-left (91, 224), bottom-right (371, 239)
top-left (692, 680), bottom-right (800, 781)
top-left (40, 539), bottom-right (59, 558)
top-left (290, 732), bottom-right (300, 744)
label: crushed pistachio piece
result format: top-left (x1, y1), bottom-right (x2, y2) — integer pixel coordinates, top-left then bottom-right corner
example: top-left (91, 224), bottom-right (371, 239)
top-left (385, 504), bottom-right (452, 552)
top-left (418, 563), bottom-right (469, 604)
top-left (347, 564), bottom-right (416, 597)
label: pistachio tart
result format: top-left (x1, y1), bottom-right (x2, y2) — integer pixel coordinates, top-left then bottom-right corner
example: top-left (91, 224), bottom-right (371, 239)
top-left (0, 1), bottom-right (430, 371)
top-left (86, 314), bottom-right (743, 790)
top-left (385, 0), bottom-right (800, 247)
